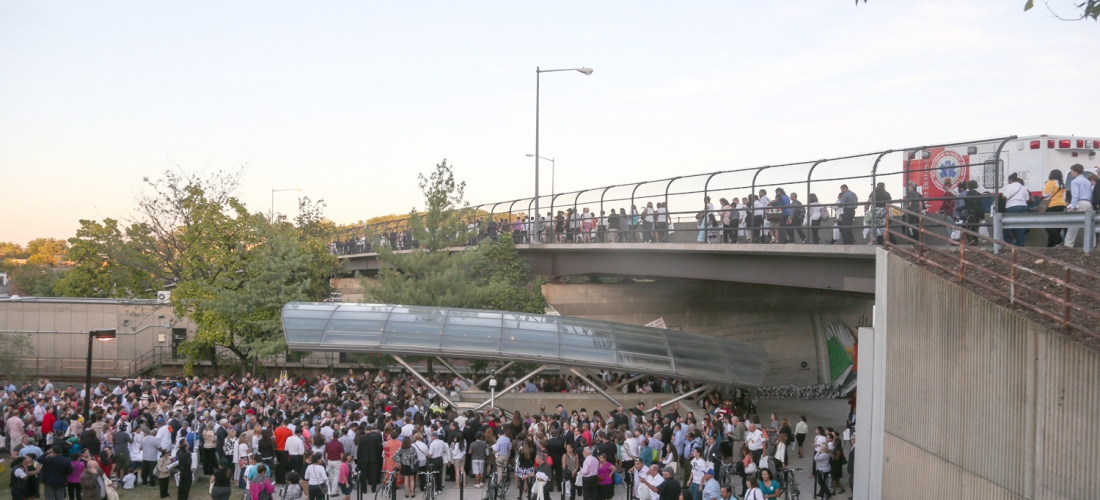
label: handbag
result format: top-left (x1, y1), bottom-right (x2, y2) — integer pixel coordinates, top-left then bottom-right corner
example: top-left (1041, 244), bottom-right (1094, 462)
top-left (758, 454), bottom-right (770, 471)
top-left (744, 461), bottom-right (758, 475)
top-left (1037, 187), bottom-right (1061, 213)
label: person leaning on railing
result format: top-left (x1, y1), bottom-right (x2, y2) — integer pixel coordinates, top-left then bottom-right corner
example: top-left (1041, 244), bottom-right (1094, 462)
top-left (1000, 173), bottom-right (1031, 246)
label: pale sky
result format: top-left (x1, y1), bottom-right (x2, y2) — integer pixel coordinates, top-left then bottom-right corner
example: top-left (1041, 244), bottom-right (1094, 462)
top-left (2, 0), bottom-right (1097, 245)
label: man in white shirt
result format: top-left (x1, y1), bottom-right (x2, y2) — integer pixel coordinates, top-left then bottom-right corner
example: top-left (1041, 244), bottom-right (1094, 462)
top-left (635, 464), bottom-right (664, 500)
top-left (286, 427), bottom-right (306, 478)
top-left (745, 422), bottom-right (765, 462)
top-left (427, 433), bottom-right (449, 494)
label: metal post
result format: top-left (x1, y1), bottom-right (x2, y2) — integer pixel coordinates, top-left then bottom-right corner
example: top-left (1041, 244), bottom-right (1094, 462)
top-left (568, 368), bottom-right (625, 408)
top-left (473, 366), bottom-right (547, 410)
top-left (750, 166), bottom-right (770, 199)
top-left (991, 136), bottom-right (1018, 201)
top-left (83, 333), bottom-right (94, 423)
top-left (535, 67), bottom-right (541, 244)
top-left (475, 362), bottom-right (514, 387)
top-left (805, 159), bottom-right (827, 211)
top-left (642, 384), bottom-right (712, 413)
top-left (992, 212), bottom-right (1003, 254)
top-left (435, 357), bottom-right (475, 388)
top-left (614, 374), bottom-right (647, 391)
top-left (870, 151), bottom-right (893, 249)
top-left (391, 355), bottom-right (460, 410)
top-left (1084, 206), bottom-right (1095, 254)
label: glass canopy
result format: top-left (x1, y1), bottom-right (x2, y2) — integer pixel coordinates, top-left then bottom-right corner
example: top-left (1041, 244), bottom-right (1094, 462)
top-left (282, 302), bottom-right (767, 387)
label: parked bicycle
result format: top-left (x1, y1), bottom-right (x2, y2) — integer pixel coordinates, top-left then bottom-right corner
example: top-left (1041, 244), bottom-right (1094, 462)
top-left (483, 463), bottom-right (513, 500)
top-left (777, 467), bottom-right (803, 500)
top-left (418, 465), bottom-right (438, 500)
top-left (376, 468), bottom-right (399, 500)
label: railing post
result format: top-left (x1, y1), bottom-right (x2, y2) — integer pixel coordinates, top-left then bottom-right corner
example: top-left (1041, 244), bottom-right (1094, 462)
top-left (805, 159), bottom-right (827, 212)
top-left (884, 210), bottom-right (891, 248)
top-left (958, 233), bottom-right (966, 283)
top-left (1010, 249), bottom-right (1018, 307)
top-left (918, 216), bottom-right (925, 259)
top-left (1085, 205), bottom-right (1096, 254)
top-left (992, 212), bottom-right (1003, 255)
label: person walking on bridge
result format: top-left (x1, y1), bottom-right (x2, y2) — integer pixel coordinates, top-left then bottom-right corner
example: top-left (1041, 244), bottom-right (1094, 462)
top-left (838, 185), bottom-right (858, 245)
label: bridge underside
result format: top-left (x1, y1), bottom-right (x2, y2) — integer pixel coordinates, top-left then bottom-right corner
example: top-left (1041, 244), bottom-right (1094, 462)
top-left (340, 243), bottom-right (876, 294)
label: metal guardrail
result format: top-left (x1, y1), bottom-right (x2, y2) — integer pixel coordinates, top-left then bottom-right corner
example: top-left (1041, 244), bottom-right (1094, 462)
top-left (994, 208), bottom-right (1098, 254)
top-left (332, 136), bottom-right (1017, 250)
top-left (127, 346), bottom-right (171, 377)
top-left (884, 205), bottom-right (1100, 341)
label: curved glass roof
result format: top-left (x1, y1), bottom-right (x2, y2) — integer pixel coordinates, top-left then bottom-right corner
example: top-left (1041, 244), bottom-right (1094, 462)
top-left (282, 303), bottom-right (767, 387)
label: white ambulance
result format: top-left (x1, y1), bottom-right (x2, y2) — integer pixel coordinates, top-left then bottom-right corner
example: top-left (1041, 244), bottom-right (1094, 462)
top-left (996, 134), bottom-right (1099, 196)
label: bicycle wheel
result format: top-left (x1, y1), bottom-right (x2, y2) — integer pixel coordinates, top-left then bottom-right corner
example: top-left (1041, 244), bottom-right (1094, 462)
top-left (375, 481), bottom-right (390, 500)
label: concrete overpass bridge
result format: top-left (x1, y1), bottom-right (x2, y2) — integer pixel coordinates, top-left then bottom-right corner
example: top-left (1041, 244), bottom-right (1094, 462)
top-left (339, 242), bottom-right (877, 294)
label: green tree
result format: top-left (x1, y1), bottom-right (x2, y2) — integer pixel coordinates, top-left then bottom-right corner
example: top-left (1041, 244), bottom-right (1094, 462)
top-left (25, 238), bottom-right (68, 266)
top-left (7, 263), bottom-right (63, 296)
top-left (55, 218), bottom-right (159, 298)
top-left (0, 332), bottom-right (35, 382)
top-left (370, 160), bottom-right (547, 315)
top-left (171, 188), bottom-right (338, 372)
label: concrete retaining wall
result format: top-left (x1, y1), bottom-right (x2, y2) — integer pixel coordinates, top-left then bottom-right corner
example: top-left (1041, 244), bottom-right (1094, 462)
top-left (858, 250), bottom-right (1100, 499)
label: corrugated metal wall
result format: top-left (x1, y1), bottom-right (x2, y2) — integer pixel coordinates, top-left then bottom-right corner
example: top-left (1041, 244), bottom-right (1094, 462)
top-left (881, 253), bottom-right (1100, 499)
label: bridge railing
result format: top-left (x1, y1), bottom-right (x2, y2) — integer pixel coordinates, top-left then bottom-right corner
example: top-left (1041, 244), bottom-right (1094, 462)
top-left (884, 204), bottom-right (1100, 344)
top-left (331, 136), bottom-right (1017, 253)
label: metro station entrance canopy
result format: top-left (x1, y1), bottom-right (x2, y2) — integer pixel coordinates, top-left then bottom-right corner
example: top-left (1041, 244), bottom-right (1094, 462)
top-left (282, 302), bottom-right (767, 388)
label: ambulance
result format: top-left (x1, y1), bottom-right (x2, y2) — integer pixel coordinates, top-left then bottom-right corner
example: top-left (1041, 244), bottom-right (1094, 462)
top-left (905, 134), bottom-right (1100, 214)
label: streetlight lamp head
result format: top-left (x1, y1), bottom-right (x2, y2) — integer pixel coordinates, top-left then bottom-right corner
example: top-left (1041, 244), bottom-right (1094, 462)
top-left (526, 154), bottom-right (535, 157)
top-left (91, 328), bottom-right (117, 341)
top-left (578, 67), bottom-right (594, 75)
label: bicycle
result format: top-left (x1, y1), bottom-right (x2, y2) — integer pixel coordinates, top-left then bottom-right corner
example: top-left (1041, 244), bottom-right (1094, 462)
top-left (418, 466), bottom-right (438, 500)
top-left (777, 467), bottom-right (802, 500)
top-left (375, 468), bottom-right (398, 500)
top-left (483, 462), bottom-right (513, 500)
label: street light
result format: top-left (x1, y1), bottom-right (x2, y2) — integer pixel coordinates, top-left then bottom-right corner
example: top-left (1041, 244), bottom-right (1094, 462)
top-left (84, 328), bottom-right (116, 422)
top-left (526, 154), bottom-right (556, 221)
top-left (489, 376), bottom-right (498, 411)
top-left (534, 67), bottom-right (592, 243)
top-left (271, 188), bottom-right (303, 222)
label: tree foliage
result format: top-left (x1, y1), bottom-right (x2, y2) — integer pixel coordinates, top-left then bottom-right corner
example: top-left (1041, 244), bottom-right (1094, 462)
top-left (55, 219), bottom-right (159, 298)
top-left (0, 332), bottom-right (35, 381)
top-left (370, 160), bottom-right (547, 315)
top-left (859, 0), bottom-right (1099, 21)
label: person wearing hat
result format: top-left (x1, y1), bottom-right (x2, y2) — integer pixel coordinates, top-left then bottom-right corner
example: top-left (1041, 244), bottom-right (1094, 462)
top-left (700, 469), bottom-right (720, 500)
top-left (638, 466), bottom-right (680, 500)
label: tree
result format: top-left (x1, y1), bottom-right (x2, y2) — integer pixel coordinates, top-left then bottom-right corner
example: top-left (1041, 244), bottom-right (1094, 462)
top-left (25, 238), bottom-right (68, 266)
top-left (0, 242), bottom-right (27, 260)
top-left (371, 160), bottom-right (548, 315)
top-left (0, 332), bottom-right (34, 382)
top-left (6, 263), bottom-right (63, 296)
top-left (55, 218), bottom-right (159, 298)
top-left (171, 190), bottom-right (338, 372)
top-left (406, 159), bottom-right (472, 252)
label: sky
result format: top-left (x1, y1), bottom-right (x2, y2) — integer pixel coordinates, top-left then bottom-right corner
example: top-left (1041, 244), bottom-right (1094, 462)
top-left (1, 0), bottom-right (1098, 245)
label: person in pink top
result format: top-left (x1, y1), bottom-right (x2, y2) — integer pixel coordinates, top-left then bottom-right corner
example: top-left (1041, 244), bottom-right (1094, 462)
top-left (249, 464), bottom-right (274, 500)
top-left (67, 453), bottom-right (86, 500)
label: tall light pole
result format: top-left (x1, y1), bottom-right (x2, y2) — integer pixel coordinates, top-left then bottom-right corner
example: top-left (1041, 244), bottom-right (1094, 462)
top-left (535, 67), bottom-right (592, 243)
top-left (270, 188), bottom-right (302, 222)
top-left (84, 328), bottom-right (116, 423)
top-left (526, 154), bottom-right (556, 212)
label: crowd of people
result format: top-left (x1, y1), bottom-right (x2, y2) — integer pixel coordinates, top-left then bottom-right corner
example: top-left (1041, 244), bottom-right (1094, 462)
top-left (3, 371), bottom-right (854, 500)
